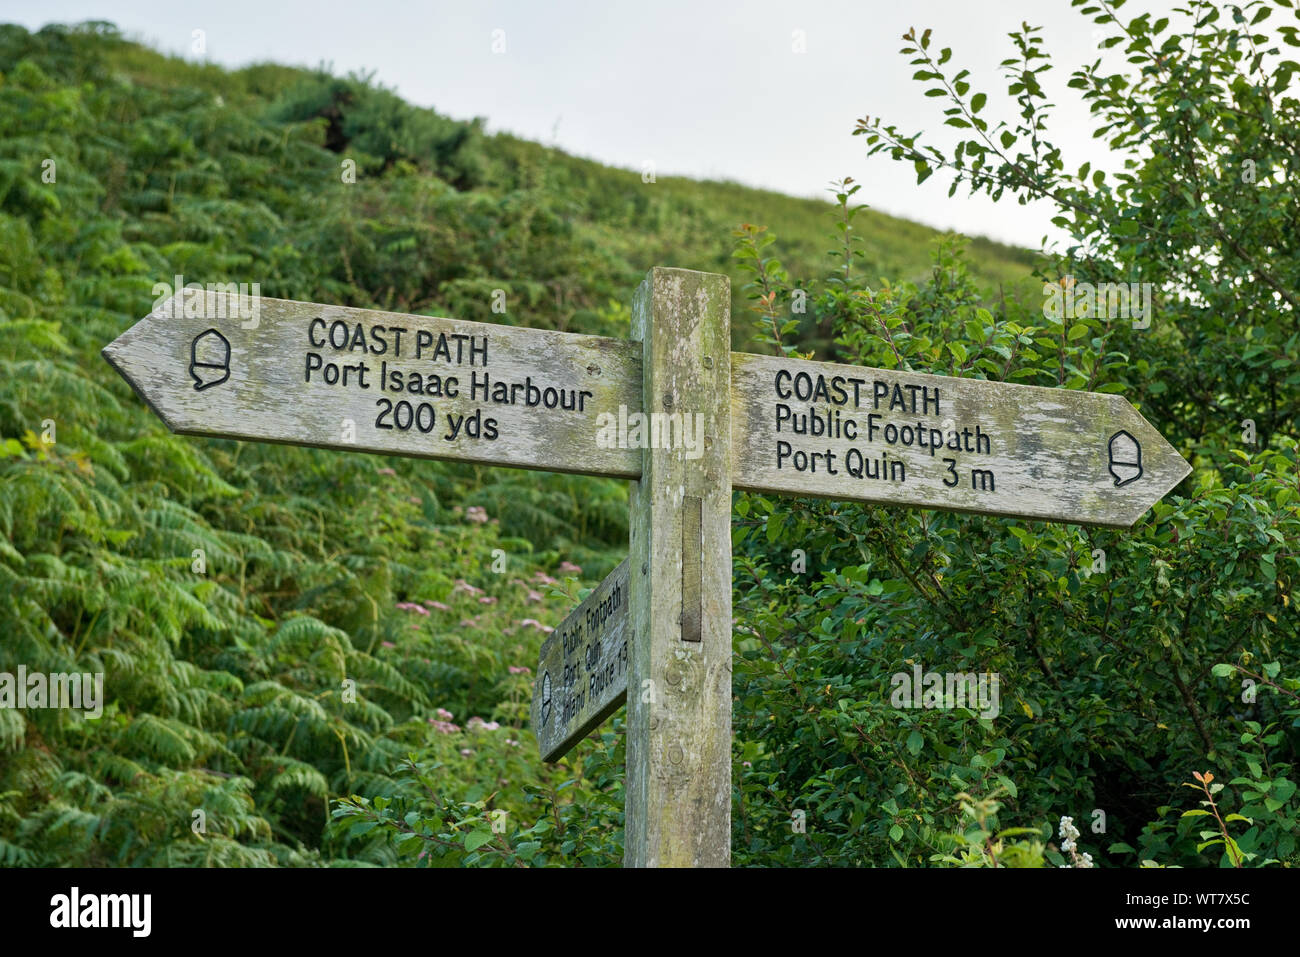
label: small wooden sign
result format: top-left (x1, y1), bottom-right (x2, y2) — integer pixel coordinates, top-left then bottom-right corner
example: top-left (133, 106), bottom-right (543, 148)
top-left (730, 352), bottom-right (1191, 528)
top-left (531, 559), bottom-right (630, 762)
top-left (102, 292), bottom-right (642, 478)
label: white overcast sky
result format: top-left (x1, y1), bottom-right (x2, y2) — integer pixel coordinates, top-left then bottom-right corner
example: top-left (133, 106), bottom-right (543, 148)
top-left (9, 0), bottom-right (1194, 249)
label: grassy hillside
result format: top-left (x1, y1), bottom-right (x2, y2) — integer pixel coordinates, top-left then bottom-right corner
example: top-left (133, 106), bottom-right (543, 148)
top-left (0, 20), bottom-right (1034, 866)
top-left (99, 21), bottom-right (1039, 348)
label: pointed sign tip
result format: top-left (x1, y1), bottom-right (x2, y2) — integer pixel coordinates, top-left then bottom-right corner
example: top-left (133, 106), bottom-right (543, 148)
top-left (1113, 457), bottom-right (1193, 528)
top-left (100, 339), bottom-right (123, 374)
top-left (101, 332), bottom-right (183, 437)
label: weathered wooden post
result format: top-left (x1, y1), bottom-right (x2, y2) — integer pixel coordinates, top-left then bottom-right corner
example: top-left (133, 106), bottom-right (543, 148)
top-left (625, 267), bottom-right (732, 868)
top-left (105, 266), bottom-right (1192, 871)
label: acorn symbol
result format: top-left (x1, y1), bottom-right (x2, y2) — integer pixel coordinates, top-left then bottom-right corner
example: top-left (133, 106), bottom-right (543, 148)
top-left (1108, 430), bottom-right (1143, 487)
top-left (189, 328), bottom-right (231, 391)
top-left (539, 671), bottom-right (553, 728)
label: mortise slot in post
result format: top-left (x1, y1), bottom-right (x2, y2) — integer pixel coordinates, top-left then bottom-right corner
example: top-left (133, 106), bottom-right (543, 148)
top-left (682, 496), bottom-right (702, 642)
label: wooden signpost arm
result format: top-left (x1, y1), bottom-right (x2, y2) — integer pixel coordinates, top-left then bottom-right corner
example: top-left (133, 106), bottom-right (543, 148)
top-left (625, 268), bottom-right (733, 868)
top-left (105, 265), bottom-right (1191, 870)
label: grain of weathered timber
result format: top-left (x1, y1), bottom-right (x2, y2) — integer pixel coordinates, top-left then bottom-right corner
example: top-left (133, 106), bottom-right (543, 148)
top-left (730, 352), bottom-right (1191, 528)
top-left (625, 267), bottom-right (732, 868)
top-left (530, 559), bottom-right (630, 762)
top-left (102, 292), bottom-right (642, 478)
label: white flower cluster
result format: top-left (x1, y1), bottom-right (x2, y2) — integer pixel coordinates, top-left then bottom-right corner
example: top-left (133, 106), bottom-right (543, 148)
top-left (1057, 816), bottom-right (1095, 868)
top-left (1059, 815), bottom-right (1079, 851)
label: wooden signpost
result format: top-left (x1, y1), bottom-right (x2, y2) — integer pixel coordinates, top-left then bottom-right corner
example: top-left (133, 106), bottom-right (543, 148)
top-left (102, 292), bottom-right (642, 479)
top-left (531, 559), bottom-right (630, 762)
top-left (624, 269), bottom-right (732, 868)
top-left (730, 351), bottom-right (1190, 528)
top-left (104, 267), bottom-right (1191, 868)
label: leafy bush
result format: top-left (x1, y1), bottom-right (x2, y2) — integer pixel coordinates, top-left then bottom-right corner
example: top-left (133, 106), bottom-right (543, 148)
top-left (269, 71), bottom-right (486, 189)
top-left (726, 0), bottom-right (1297, 867)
